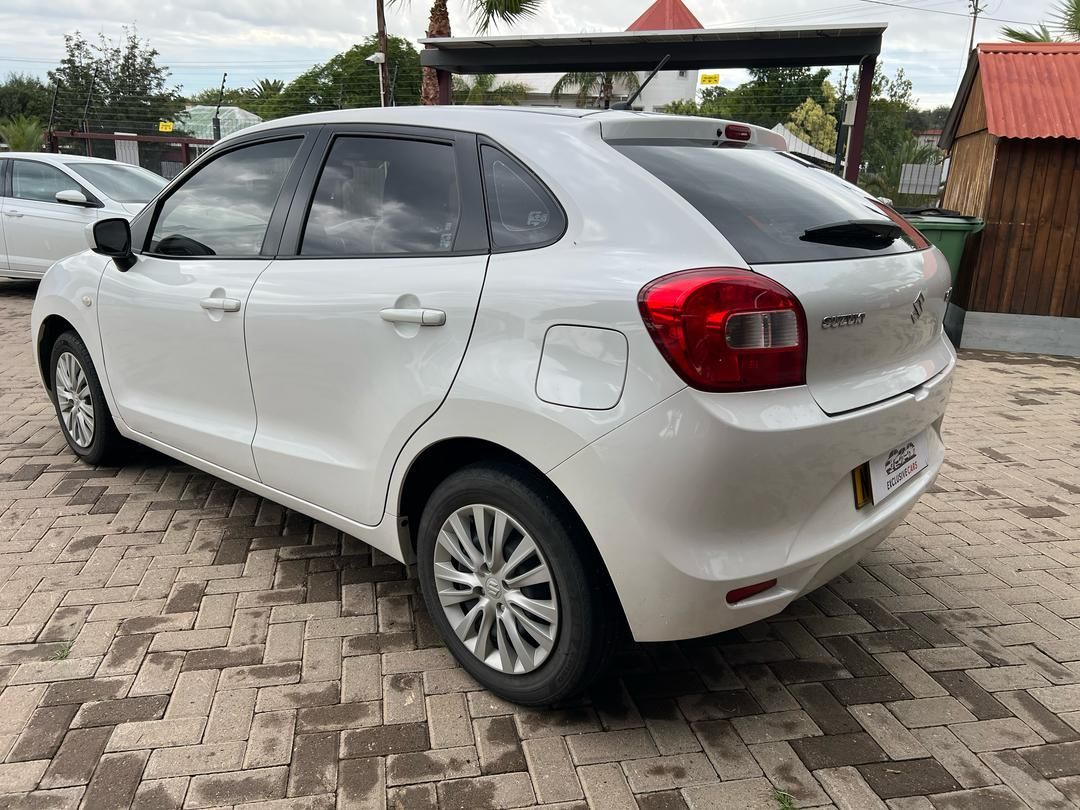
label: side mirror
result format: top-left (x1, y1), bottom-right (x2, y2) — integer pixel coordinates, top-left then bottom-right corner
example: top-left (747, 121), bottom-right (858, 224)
top-left (91, 218), bottom-right (136, 271)
top-left (56, 189), bottom-right (91, 206)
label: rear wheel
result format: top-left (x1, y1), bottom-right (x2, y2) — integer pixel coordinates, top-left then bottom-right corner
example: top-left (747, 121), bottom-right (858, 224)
top-left (49, 332), bottom-right (124, 466)
top-left (416, 462), bottom-right (617, 706)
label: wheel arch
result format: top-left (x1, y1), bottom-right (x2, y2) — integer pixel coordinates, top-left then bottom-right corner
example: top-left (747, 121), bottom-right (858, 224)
top-left (36, 314), bottom-right (79, 392)
top-left (395, 437), bottom-right (624, 628)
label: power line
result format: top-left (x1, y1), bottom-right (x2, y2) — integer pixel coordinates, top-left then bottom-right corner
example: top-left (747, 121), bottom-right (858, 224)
top-left (850, 0), bottom-right (1037, 26)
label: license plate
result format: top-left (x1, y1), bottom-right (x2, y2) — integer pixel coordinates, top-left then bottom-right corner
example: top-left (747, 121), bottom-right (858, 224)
top-left (868, 431), bottom-right (929, 503)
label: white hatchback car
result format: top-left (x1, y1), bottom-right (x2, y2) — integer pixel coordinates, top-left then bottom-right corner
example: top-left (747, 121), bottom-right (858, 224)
top-left (1, 153), bottom-right (166, 278)
top-left (31, 107), bottom-right (954, 704)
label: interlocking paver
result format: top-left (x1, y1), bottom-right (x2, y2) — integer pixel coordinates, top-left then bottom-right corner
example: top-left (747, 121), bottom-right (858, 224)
top-left (0, 283), bottom-right (1079, 805)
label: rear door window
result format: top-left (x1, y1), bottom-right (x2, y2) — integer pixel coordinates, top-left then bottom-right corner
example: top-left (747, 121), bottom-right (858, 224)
top-left (612, 144), bottom-right (922, 264)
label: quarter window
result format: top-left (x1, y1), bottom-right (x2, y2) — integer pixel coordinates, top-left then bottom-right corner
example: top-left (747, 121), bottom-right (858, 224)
top-left (301, 136), bottom-right (461, 256)
top-left (12, 161), bottom-right (83, 203)
top-left (481, 146), bottom-right (565, 250)
top-left (149, 138), bottom-right (300, 257)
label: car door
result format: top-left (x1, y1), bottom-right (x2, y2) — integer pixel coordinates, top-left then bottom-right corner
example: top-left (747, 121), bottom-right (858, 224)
top-left (0, 159), bottom-right (9, 272)
top-left (4, 159), bottom-right (100, 275)
top-left (97, 131), bottom-right (315, 479)
top-left (245, 126), bottom-right (490, 526)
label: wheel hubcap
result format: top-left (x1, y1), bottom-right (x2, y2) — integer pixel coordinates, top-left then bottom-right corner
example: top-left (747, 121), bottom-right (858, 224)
top-left (433, 504), bottom-right (559, 675)
top-left (55, 352), bottom-right (94, 449)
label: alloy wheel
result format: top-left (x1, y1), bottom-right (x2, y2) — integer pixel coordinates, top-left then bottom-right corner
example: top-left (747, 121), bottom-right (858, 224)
top-left (55, 351), bottom-right (95, 448)
top-left (433, 504), bottom-right (559, 674)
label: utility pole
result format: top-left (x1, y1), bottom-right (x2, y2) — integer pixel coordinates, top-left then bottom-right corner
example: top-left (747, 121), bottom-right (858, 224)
top-left (81, 69), bottom-right (97, 157)
top-left (376, 0), bottom-right (391, 107)
top-left (967, 0), bottom-right (984, 56)
top-left (213, 72), bottom-right (227, 141)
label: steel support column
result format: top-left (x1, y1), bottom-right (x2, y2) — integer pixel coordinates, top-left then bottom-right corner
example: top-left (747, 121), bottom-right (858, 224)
top-left (845, 53), bottom-right (876, 184)
top-left (437, 69), bottom-right (452, 105)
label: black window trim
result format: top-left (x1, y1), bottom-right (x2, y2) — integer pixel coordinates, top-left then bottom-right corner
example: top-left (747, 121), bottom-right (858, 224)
top-left (0, 158), bottom-right (11, 197)
top-left (137, 125), bottom-right (320, 261)
top-left (275, 123), bottom-right (489, 260)
top-left (477, 136), bottom-right (568, 254)
top-left (5, 157), bottom-right (103, 208)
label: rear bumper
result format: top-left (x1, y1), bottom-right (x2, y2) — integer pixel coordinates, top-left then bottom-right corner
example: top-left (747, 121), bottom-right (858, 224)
top-left (549, 356), bottom-right (954, 642)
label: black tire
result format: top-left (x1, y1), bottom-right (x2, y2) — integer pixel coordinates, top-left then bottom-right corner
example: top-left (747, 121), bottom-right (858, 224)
top-left (416, 461), bottom-right (618, 706)
top-left (49, 331), bottom-right (125, 466)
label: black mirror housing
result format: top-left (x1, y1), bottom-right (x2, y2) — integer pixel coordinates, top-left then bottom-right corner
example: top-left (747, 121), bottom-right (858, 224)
top-left (91, 218), bottom-right (136, 271)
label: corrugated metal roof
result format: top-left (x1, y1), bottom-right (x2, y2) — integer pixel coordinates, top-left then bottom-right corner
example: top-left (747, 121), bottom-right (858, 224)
top-left (627, 0), bottom-right (704, 32)
top-left (979, 43), bottom-right (1080, 140)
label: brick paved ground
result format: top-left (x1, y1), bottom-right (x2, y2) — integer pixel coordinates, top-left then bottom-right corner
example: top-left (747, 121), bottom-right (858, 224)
top-left (1, 278), bottom-right (1079, 810)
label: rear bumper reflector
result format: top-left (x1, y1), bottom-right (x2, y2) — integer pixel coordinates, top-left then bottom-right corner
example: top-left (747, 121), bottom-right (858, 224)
top-left (852, 462), bottom-right (873, 509)
top-left (726, 579), bottom-right (778, 605)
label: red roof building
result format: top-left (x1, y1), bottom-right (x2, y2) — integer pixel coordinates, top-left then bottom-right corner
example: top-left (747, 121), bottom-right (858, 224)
top-left (939, 42), bottom-right (1080, 349)
top-left (626, 0), bottom-right (704, 32)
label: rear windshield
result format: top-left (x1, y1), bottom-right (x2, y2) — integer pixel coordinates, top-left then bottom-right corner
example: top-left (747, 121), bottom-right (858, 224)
top-left (612, 143), bottom-right (920, 264)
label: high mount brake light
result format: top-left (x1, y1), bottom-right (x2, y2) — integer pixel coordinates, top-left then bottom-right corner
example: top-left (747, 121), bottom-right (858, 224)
top-left (638, 268), bottom-right (807, 393)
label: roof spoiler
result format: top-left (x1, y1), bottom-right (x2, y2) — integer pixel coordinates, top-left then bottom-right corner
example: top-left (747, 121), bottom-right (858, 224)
top-left (599, 115), bottom-right (788, 151)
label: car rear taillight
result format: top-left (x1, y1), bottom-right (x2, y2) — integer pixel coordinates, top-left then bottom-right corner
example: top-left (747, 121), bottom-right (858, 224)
top-left (871, 200), bottom-right (931, 250)
top-left (638, 268), bottom-right (807, 393)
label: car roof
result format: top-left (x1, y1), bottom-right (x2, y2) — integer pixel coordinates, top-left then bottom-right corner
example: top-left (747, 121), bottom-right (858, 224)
top-left (0, 152), bottom-right (132, 167)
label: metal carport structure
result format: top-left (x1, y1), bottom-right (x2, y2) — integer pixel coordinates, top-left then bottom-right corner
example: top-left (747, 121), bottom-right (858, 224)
top-left (419, 23), bottom-right (886, 183)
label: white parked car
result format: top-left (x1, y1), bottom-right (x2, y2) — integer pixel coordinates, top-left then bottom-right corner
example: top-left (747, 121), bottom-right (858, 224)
top-left (1, 153), bottom-right (166, 278)
top-left (31, 108), bottom-right (955, 704)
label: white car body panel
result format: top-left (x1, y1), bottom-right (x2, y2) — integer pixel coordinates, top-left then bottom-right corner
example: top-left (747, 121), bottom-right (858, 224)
top-left (96, 255), bottom-right (269, 479)
top-left (245, 255), bottom-right (489, 526)
top-left (31, 107), bottom-right (957, 643)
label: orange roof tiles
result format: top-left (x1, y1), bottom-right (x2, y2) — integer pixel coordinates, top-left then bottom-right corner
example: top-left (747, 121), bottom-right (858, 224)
top-left (626, 0), bottom-right (704, 32)
top-left (978, 42), bottom-right (1080, 139)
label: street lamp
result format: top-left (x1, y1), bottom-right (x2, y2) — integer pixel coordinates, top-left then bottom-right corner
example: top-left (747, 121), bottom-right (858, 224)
top-left (366, 51), bottom-right (387, 108)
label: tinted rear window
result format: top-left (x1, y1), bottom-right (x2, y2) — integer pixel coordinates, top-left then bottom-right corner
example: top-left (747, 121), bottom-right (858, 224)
top-left (612, 144), bottom-right (920, 264)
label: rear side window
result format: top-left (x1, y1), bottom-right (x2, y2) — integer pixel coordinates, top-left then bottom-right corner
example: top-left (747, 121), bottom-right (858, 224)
top-left (612, 144), bottom-right (921, 264)
top-left (481, 146), bottom-right (565, 251)
top-left (301, 136), bottom-right (460, 256)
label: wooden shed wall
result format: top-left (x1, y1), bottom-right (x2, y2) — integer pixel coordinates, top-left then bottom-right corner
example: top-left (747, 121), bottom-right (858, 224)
top-left (942, 131), bottom-right (996, 217)
top-left (962, 138), bottom-right (1080, 318)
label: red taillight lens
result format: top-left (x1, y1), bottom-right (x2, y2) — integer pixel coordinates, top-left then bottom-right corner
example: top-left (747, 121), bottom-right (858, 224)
top-left (871, 200), bottom-right (931, 250)
top-left (724, 123), bottom-right (752, 141)
top-left (727, 579), bottom-right (777, 604)
top-left (638, 268), bottom-right (807, 393)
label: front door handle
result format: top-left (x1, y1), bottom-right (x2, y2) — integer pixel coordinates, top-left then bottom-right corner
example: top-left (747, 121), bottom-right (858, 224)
top-left (200, 296), bottom-right (241, 313)
top-left (379, 307), bottom-right (446, 327)
top-left (3, 210), bottom-right (23, 218)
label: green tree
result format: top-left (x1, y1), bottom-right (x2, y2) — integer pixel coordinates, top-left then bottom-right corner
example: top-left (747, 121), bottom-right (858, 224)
top-left (663, 69), bottom-right (835, 129)
top-left (263, 35), bottom-right (421, 118)
top-left (187, 87), bottom-right (253, 108)
top-left (0, 74), bottom-right (51, 121)
top-left (1003, 0), bottom-right (1080, 40)
top-left (786, 93), bottom-right (839, 153)
top-left (905, 105), bottom-right (951, 133)
top-left (552, 72), bottom-right (640, 109)
top-left (389, 0), bottom-right (542, 104)
top-left (0, 115), bottom-right (44, 151)
top-left (664, 86), bottom-right (732, 117)
top-left (860, 66), bottom-right (920, 182)
top-left (452, 73), bottom-right (530, 104)
top-left (860, 139), bottom-right (943, 206)
top-left (48, 28), bottom-right (185, 134)
top-left (252, 79), bottom-right (285, 99)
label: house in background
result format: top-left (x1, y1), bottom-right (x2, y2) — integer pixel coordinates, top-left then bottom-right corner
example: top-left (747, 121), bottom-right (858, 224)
top-left (515, 0), bottom-right (704, 111)
top-left (940, 42), bottom-right (1080, 357)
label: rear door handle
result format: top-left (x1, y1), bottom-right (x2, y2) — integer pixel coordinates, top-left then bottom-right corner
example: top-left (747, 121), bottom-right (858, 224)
top-left (379, 307), bottom-right (446, 326)
top-left (200, 296), bottom-right (241, 312)
top-left (3, 210), bottom-right (23, 218)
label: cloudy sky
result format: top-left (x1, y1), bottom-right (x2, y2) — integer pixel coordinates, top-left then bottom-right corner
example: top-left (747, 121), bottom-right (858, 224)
top-left (0, 0), bottom-right (1057, 109)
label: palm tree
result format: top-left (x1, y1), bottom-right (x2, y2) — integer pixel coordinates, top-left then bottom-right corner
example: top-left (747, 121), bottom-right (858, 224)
top-left (389, 0), bottom-right (542, 105)
top-left (0, 115), bottom-right (43, 152)
top-left (452, 73), bottom-right (530, 104)
top-left (551, 71), bottom-right (641, 110)
top-left (860, 139), bottom-right (942, 206)
top-left (251, 79), bottom-right (285, 99)
top-left (1002, 0), bottom-right (1080, 41)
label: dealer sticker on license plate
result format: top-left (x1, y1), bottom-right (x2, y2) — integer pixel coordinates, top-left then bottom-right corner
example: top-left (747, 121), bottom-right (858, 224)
top-left (869, 431), bottom-right (929, 503)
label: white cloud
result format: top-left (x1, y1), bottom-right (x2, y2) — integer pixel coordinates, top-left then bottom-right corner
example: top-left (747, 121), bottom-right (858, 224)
top-left (0, 0), bottom-right (1055, 107)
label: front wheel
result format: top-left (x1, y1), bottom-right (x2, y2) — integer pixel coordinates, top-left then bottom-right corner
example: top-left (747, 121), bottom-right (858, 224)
top-left (416, 462), bottom-right (618, 706)
top-left (49, 332), bottom-right (125, 466)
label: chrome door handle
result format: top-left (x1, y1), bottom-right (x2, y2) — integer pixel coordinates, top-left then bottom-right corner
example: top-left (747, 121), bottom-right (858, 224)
top-left (200, 296), bottom-right (241, 312)
top-left (379, 307), bottom-right (446, 327)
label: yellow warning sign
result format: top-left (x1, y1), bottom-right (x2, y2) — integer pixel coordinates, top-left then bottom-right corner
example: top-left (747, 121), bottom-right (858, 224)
top-left (700, 73), bottom-right (720, 86)
top-left (158, 121), bottom-right (174, 133)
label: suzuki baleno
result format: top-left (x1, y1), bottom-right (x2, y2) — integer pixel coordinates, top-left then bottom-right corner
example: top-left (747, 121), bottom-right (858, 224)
top-left (31, 107), bottom-right (954, 705)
